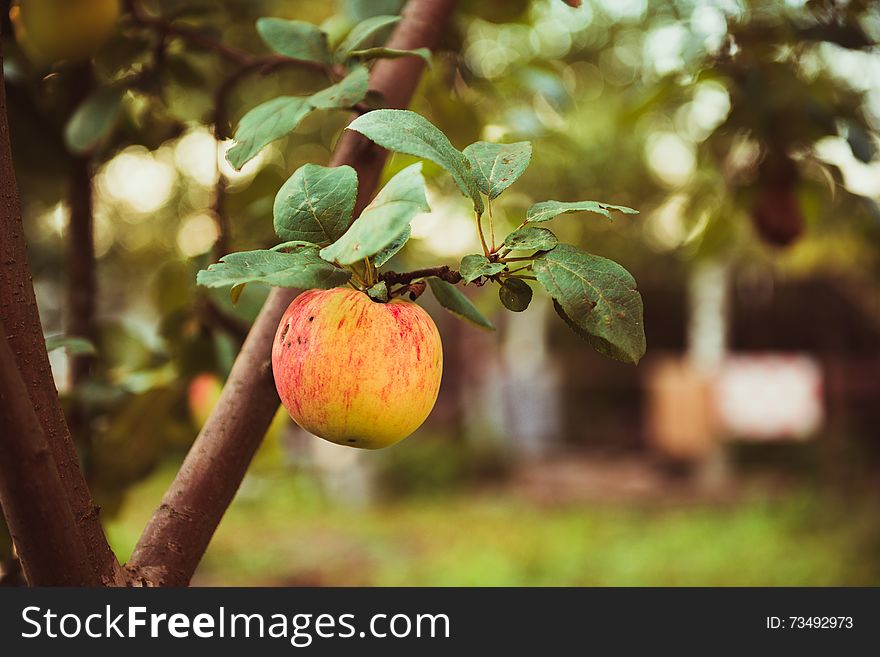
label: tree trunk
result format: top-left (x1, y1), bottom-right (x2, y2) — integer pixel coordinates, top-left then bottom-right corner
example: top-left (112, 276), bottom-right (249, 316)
top-left (0, 326), bottom-right (98, 585)
top-left (0, 38), bottom-right (122, 585)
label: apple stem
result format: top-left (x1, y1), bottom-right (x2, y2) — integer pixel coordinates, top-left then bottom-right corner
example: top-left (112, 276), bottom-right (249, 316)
top-left (475, 211), bottom-right (490, 256)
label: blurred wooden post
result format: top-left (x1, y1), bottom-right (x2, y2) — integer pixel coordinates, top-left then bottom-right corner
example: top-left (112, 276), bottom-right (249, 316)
top-left (645, 262), bottom-right (728, 472)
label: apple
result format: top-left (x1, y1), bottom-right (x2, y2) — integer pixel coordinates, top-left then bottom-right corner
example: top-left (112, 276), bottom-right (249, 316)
top-left (188, 372), bottom-right (287, 467)
top-left (272, 287), bottom-right (443, 449)
top-left (10, 0), bottom-right (120, 65)
top-left (187, 372), bottom-right (223, 429)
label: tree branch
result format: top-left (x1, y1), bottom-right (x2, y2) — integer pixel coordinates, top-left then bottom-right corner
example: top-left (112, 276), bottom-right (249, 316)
top-left (0, 325), bottom-right (99, 585)
top-left (125, 0), bottom-right (328, 74)
top-left (0, 41), bottom-right (123, 585)
top-left (381, 265), bottom-right (462, 286)
top-left (66, 63), bottom-right (97, 387)
top-left (128, 0), bottom-right (458, 586)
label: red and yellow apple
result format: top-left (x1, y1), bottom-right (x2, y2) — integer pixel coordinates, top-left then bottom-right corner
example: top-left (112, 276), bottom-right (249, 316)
top-left (272, 287), bottom-right (443, 449)
top-left (188, 372), bottom-right (287, 467)
top-left (11, 0), bottom-right (120, 65)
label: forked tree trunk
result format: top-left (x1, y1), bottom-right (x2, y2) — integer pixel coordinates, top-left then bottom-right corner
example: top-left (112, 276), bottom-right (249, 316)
top-left (0, 40), bottom-right (122, 585)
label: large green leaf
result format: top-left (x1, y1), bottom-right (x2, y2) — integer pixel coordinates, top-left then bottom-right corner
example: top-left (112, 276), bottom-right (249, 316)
top-left (502, 226), bottom-right (558, 251)
top-left (346, 109), bottom-right (484, 213)
top-left (197, 248), bottom-right (351, 290)
top-left (256, 18), bottom-right (332, 64)
top-left (373, 226), bottom-right (411, 266)
top-left (533, 244), bottom-right (645, 364)
top-left (337, 15), bottom-right (400, 56)
top-left (348, 47), bottom-right (431, 65)
top-left (427, 278), bottom-right (494, 330)
top-left (64, 87), bottom-right (123, 154)
top-left (273, 164), bottom-right (358, 245)
top-left (320, 163), bottom-right (429, 265)
top-left (499, 278), bottom-right (533, 312)
top-left (526, 200), bottom-right (639, 223)
top-left (309, 66), bottom-right (369, 109)
top-left (463, 141), bottom-right (532, 200)
top-left (226, 97), bottom-right (312, 170)
top-left (459, 254), bottom-right (505, 283)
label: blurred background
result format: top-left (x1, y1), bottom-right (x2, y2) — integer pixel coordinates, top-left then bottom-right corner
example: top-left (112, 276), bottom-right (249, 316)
top-left (2, 0), bottom-right (880, 585)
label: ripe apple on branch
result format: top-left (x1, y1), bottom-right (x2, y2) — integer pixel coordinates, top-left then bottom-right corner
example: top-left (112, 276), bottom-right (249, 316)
top-left (190, 11), bottom-right (646, 450)
top-left (198, 111), bottom-right (646, 449)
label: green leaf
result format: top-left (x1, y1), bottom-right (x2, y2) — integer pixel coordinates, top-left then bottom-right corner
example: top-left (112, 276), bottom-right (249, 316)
top-left (256, 18), bottom-right (332, 64)
top-left (526, 200), bottom-right (639, 223)
top-left (499, 278), bottom-right (533, 312)
top-left (427, 278), bottom-right (494, 330)
top-left (226, 97), bottom-right (313, 170)
top-left (273, 164), bottom-right (358, 245)
top-left (320, 163), bottom-right (429, 265)
top-left (373, 226), bottom-right (410, 267)
top-left (459, 254), bottom-right (505, 283)
top-left (309, 66), bottom-right (369, 109)
top-left (197, 247), bottom-right (351, 290)
top-left (348, 47), bottom-right (431, 65)
top-left (45, 335), bottom-right (97, 356)
top-left (337, 15), bottom-right (400, 56)
top-left (502, 226), bottom-right (558, 252)
top-left (463, 141), bottom-right (532, 200)
top-left (533, 244), bottom-right (645, 364)
top-left (64, 87), bottom-right (123, 154)
top-left (346, 109), bottom-right (484, 213)
top-left (366, 281), bottom-right (389, 303)
top-left (271, 240), bottom-right (321, 251)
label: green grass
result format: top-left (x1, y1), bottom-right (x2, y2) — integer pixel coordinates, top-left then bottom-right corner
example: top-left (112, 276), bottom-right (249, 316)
top-left (106, 466), bottom-right (880, 586)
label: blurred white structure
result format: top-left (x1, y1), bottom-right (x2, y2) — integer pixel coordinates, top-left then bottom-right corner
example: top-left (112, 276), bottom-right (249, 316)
top-left (715, 355), bottom-right (824, 440)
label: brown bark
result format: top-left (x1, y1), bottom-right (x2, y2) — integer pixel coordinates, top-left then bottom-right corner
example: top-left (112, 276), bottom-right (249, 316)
top-left (0, 326), bottom-right (98, 585)
top-left (128, 0), bottom-right (458, 586)
top-left (0, 43), bottom-right (122, 585)
top-left (65, 64), bottom-right (98, 386)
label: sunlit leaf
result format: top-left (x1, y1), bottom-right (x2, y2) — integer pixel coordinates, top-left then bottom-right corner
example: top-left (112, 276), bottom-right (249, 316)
top-left (347, 109), bottom-right (484, 213)
top-left (526, 200), bottom-right (639, 223)
top-left (197, 248), bottom-right (350, 290)
top-left (463, 141), bottom-right (532, 200)
top-left (274, 164), bottom-right (358, 245)
top-left (502, 226), bottom-right (558, 251)
top-left (309, 66), bottom-right (369, 109)
top-left (373, 226), bottom-right (411, 267)
top-left (226, 97), bottom-right (312, 170)
top-left (64, 87), bottom-right (123, 154)
top-left (45, 335), bottom-right (97, 356)
top-left (348, 47), bottom-right (431, 65)
top-left (533, 245), bottom-right (645, 364)
top-left (459, 254), bottom-right (505, 282)
top-left (256, 18), bottom-right (332, 64)
top-left (337, 15), bottom-right (400, 56)
top-left (320, 163), bottom-right (429, 265)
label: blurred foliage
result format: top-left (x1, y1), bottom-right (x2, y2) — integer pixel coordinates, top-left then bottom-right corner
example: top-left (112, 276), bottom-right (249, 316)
top-left (2, 0), bottom-right (880, 575)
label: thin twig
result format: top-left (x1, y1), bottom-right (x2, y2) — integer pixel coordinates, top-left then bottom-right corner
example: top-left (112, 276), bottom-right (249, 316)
top-left (475, 211), bottom-right (490, 256)
top-left (381, 265), bottom-right (462, 286)
top-left (125, 0), bottom-right (328, 74)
